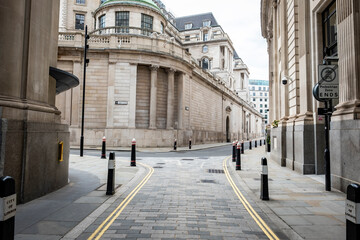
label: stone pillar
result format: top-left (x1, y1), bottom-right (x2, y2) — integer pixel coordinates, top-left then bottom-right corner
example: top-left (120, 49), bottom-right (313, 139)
top-left (59, 0), bottom-right (67, 32)
top-left (166, 68), bottom-right (176, 129)
top-left (106, 61), bottom-right (116, 128)
top-left (149, 65), bottom-right (159, 129)
top-left (332, 0), bottom-right (360, 120)
top-left (177, 73), bottom-right (185, 130)
top-left (71, 61), bottom-right (81, 126)
top-left (128, 63), bottom-right (137, 128)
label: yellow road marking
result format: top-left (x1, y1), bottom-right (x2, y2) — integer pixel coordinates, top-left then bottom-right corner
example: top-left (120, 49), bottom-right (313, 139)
top-left (223, 156), bottom-right (279, 240)
top-left (88, 162), bottom-right (154, 240)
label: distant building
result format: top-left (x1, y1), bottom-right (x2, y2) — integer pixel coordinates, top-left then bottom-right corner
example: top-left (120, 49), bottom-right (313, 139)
top-left (57, 0), bottom-right (263, 147)
top-left (248, 80), bottom-right (269, 124)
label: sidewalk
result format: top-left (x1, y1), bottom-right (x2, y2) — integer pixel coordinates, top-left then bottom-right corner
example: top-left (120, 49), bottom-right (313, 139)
top-left (229, 146), bottom-right (346, 240)
top-left (71, 142), bottom-right (231, 152)
top-left (15, 155), bottom-right (143, 240)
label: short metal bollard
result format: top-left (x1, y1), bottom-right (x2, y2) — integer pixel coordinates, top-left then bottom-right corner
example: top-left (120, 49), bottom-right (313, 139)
top-left (249, 140), bottom-right (252, 150)
top-left (232, 141), bottom-right (236, 162)
top-left (174, 139), bottom-right (177, 151)
top-left (260, 157), bottom-right (269, 200)
top-left (236, 142), bottom-right (241, 170)
top-left (241, 140), bottom-right (244, 154)
top-left (0, 176), bottom-right (16, 239)
top-left (263, 139), bottom-right (266, 145)
top-left (255, 140), bottom-right (257, 148)
top-left (131, 138), bottom-right (136, 166)
top-left (106, 152), bottom-right (116, 195)
top-left (346, 183), bottom-right (360, 239)
top-left (189, 138), bottom-right (192, 149)
top-left (260, 139), bottom-right (262, 146)
top-left (101, 136), bottom-right (106, 159)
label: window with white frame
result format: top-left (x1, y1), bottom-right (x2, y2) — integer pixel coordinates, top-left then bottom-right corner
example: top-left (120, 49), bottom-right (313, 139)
top-left (99, 14), bottom-right (106, 29)
top-left (76, 0), bottom-right (85, 4)
top-left (75, 14), bottom-right (85, 30)
top-left (184, 23), bottom-right (192, 30)
top-left (202, 58), bottom-right (210, 69)
top-left (115, 11), bottom-right (129, 33)
top-left (203, 32), bottom-right (208, 41)
top-left (202, 45), bottom-right (208, 53)
top-left (203, 20), bottom-right (211, 27)
top-left (141, 13), bottom-right (153, 35)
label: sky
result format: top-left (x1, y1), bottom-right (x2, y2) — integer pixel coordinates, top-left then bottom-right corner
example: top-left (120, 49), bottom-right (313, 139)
top-left (163, 0), bottom-right (268, 80)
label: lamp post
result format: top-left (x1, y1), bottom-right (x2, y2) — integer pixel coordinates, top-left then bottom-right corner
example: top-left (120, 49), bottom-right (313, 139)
top-left (80, 25), bottom-right (90, 157)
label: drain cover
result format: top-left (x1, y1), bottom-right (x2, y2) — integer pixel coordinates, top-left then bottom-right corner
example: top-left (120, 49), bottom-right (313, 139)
top-left (207, 169), bottom-right (225, 174)
top-left (157, 163), bottom-right (165, 165)
top-left (201, 179), bottom-right (216, 184)
top-left (153, 166), bottom-right (163, 169)
top-left (181, 159), bottom-right (194, 161)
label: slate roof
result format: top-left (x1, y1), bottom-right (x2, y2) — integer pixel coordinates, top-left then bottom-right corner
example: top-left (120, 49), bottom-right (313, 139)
top-left (174, 12), bottom-right (219, 31)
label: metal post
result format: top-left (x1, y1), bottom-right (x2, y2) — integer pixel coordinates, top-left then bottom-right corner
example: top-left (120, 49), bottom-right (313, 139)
top-left (241, 140), bottom-right (244, 154)
top-left (260, 157), bottom-right (269, 200)
top-left (0, 176), bottom-right (16, 239)
top-left (325, 100), bottom-right (331, 191)
top-left (346, 184), bottom-right (360, 239)
top-left (189, 138), bottom-right (192, 149)
top-left (232, 141), bottom-right (236, 162)
top-left (80, 25), bottom-right (89, 157)
top-left (101, 136), bottom-right (106, 159)
top-left (131, 138), bottom-right (136, 166)
top-left (236, 142), bottom-right (241, 170)
top-left (106, 152), bottom-right (116, 195)
top-left (174, 139), bottom-right (177, 151)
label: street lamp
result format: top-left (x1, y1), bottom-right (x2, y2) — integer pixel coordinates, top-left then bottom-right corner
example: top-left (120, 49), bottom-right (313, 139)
top-left (80, 25), bottom-right (90, 157)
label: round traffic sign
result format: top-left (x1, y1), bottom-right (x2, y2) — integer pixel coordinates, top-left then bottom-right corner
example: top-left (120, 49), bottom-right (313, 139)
top-left (321, 67), bottom-right (337, 82)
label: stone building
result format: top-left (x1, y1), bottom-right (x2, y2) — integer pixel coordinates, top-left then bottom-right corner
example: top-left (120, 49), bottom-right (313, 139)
top-left (57, 0), bottom-right (263, 148)
top-left (261, 0), bottom-right (360, 192)
top-left (248, 80), bottom-right (269, 125)
top-left (0, 0), bottom-right (78, 202)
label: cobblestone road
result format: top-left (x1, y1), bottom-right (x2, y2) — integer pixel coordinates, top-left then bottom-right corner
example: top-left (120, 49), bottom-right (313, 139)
top-left (79, 156), bottom-right (286, 240)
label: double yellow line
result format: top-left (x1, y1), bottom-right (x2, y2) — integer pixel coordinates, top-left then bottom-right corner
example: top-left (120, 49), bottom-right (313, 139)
top-left (88, 162), bottom-right (154, 240)
top-left (223, 156), bottom-right (279, 240)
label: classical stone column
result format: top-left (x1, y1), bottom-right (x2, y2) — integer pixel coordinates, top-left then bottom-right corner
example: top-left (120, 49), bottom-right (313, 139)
top-left (128, 63), bottom-right (137, 128)
top-left (149, 65), bottom-right (159, 129)
top-left (59, 0), bottom-right (68, 32)
top-left (332, 0), bottom-right (360, 120)
top-left (106, 61), bottom-right (116, 128)
top-left (177, 73), bottom-right (185, 130)
top-left (166, 68), bottom-right (176, 129)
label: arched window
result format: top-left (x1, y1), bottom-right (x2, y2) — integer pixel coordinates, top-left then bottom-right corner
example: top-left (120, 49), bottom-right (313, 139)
top-left (161, 22), bottom-right (164, 33)
top-left (202, 45), bottom-right (208, 53)
top-left (202, 58), bottom-right (209, 70)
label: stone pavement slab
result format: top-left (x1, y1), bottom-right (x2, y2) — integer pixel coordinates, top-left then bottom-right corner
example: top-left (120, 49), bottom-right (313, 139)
top-left (230, 146), bottom-right (346, 240)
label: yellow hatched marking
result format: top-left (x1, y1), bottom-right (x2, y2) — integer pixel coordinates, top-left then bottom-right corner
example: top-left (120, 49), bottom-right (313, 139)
top-left (223, 156), bottom-right (279, 240)
top-left (88, 162), bottom-right (154, 240)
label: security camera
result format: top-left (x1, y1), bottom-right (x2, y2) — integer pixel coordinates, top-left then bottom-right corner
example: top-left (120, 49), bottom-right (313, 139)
top-left (282, 77), bottom-right (288, 85)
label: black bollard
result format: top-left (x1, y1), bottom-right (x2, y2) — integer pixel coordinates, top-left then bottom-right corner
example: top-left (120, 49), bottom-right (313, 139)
top-left (0, 176), bottom-right (16, 239)
top-left (241, 140), bottom-right (244, 154)
top-left (174, 139), bottom-right (177, 151)
top-left (346, 184), bottom-right (360, 239)
top-left (189, 138), bottom-right (192, 149)
top-left (232, 141), bottom-right (236, 162)
top-left (260, 157), bottom-right (269, 200)
top-left (249, 140), bottom-right (252, 150)
top-left (106, 152), bottom-right (116, 195)
top-left (255, 140), bottom-right (257, 148)
top-left (236, 142), bottom-right (241, 170)
top-left (264, 139), bottom-right (266, 145)
top-left (101, 136), bottom-right (106, 159)
top-left (260, 139), bottom-right (262, 146)
top-left (131, 138), bottom-right (136, 166)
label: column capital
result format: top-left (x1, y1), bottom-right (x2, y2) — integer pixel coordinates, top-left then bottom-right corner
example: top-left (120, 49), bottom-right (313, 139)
top-left (166, 68), bottom-right (176, 74)
top-left (272, 0), bottom-right (277, 8)
top-left (150, 65), bottom-right (159, 71)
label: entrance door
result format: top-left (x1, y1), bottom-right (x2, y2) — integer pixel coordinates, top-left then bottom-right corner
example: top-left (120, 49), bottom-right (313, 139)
top-left (226, 116), bottom-right (230, 142)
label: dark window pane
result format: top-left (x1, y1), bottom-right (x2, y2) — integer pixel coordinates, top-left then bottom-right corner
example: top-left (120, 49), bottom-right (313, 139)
top-left (115, 11), bottom-right (129, 33)
top-left (75, 14), bottom-right (85, 30)
top-left (141, 14), bottom-right (153, 36)
top-left (76, 0), bottom-right (85, 4)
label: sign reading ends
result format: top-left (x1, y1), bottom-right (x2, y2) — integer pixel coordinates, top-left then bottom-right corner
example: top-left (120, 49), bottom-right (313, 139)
top-left (318, 64), bottom-right (339, 99)
top-left (345, 200), bottom-right (360, 224)
top-left (0, 194), bottom-right (16, 221)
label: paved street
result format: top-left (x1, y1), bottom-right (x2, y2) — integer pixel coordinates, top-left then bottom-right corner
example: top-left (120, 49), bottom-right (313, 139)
top-left (15, 143), bottom-right (346, 240)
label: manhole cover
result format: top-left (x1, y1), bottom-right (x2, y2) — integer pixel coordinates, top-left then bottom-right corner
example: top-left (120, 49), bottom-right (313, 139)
top-left (200, 179), bottom-right (216, 184)
top-left (207, 169), bottom-right (225, 174)
top-left (198, 157), bottom-right (208, 159)
top-left (157, 163), bottom-right (166, 165)
top-left (181, 159), bottom-right (194, 161)
top-left (153, 166), bottom-right (163, 168)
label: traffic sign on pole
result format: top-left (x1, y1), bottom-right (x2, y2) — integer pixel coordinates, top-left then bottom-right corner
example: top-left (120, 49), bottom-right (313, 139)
top-left (318, 64), bottom-right (339, 99)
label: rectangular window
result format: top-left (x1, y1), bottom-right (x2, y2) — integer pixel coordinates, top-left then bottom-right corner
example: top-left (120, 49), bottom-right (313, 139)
top-left (203, 32), bottom-right (208, 41)
top-left (99, 14), bottom-right (106, 29)
top-left (252, 92), bottom-right (255, 96)
top-left (260, 110), bottom-right (263, 113)
top-left (260, 99), bottom-right (263, 102)
top-left (322, 1), bottom-right (337, 57)
top-left (141, 14), bottom-right (153, 36)
top-left (253, 98), bottom-right (256, 101)
top-left (76, 0), bottom-right (85, 4)
top-left (185, 35), bottom-right (190, 41)
top-left (115, 11), bottom-right (129, 33)
top-left (265, 104), bottom-right (268, 108)
top-left (75, 14), bottom-right (85, 30)
top-left (185, 23), bottom-right (192, 30)
top-left (203, 20), bottom-right (211, 27)
top-left (265, 93), bottom-right (267, 96)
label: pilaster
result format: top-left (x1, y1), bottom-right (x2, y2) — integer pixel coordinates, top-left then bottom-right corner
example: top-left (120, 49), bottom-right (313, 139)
top-left (166, 68), bottom-right (176, 129)
top-left (129, 63), bottom-right (137, 128)
top-left (177, 73), bottom-right (185, 130)
top-left (149, 65), bottom-right (159, 129)
top-left (106, 60), bottom-right (116, 128)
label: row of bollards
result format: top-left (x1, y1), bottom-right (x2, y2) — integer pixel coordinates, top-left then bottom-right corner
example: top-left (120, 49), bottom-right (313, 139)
top-left (231, 139), bottom-right (269, 201)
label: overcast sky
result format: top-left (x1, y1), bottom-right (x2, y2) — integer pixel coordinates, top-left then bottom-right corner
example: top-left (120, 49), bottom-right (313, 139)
top-left (164, 0), bottom-right (268, 80)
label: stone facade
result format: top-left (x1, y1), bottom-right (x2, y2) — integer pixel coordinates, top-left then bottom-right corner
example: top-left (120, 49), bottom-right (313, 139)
top-left (57, 0), bottom-right (263, 148)
top-left (0, 0), bottom-right (72, 202)
top-left (261, 0), bottom-right (360, 192)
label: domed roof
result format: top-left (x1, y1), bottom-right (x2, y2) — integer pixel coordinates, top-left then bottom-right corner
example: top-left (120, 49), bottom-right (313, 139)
top-left (100, 0), bottom-right (160, 11)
